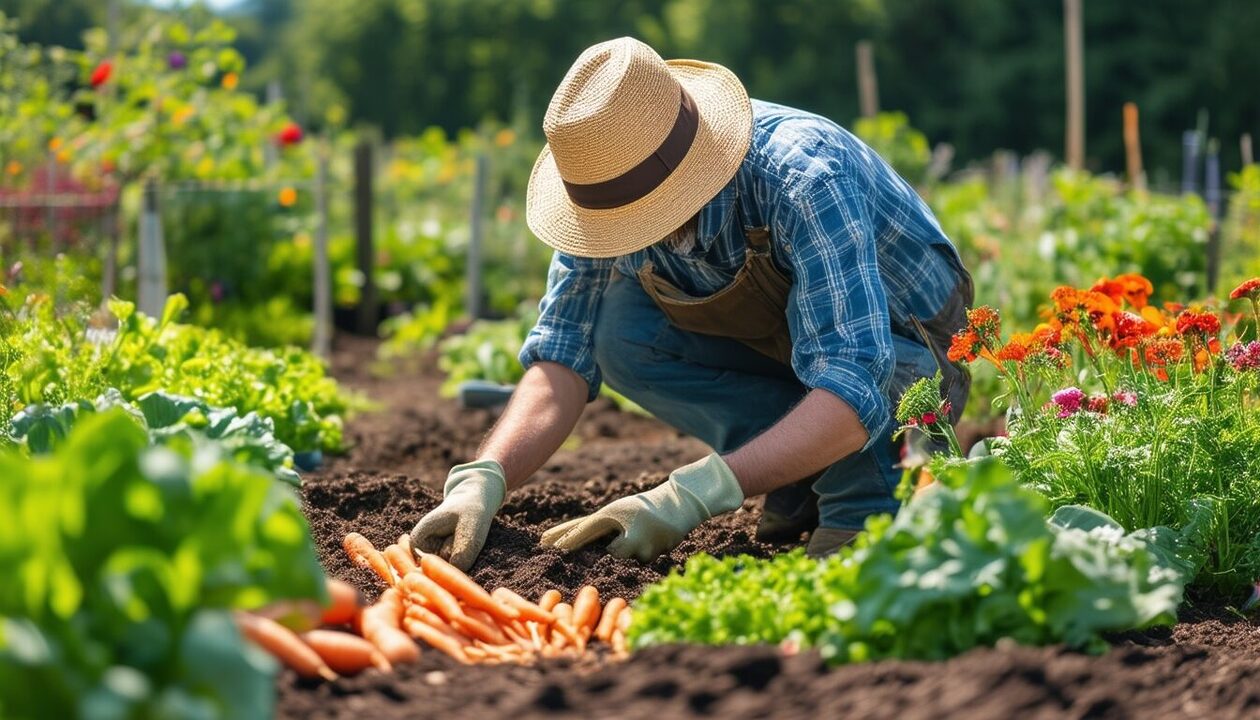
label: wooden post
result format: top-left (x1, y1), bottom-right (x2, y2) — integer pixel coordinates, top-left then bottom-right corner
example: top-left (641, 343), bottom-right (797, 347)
top-left (1063, 0), bottom-right (1085, 170)
top-left (1181, 130), bottom-right (1200, 195)
top-left (101, 198), bottom-right (120, 299)
top-left (312, 140), bottom-right (332, 358)
top-left (137, 178), bottom-right (167, 317)
top-left (45, 150), bottom-right (57, 252)
top-left (1243, 133), bottom-right (1254, 166)
top-left (1122, 102), bottom-right (1146, 192)
top-left (1205, 139), bottom-right (1221, 293)
top-left (466, 153), bottom-right (488, 320)
top-left (264, 81), bottom-right (282, 171)
top-left (353, 140), bottom-right (376, 335)
top-left (855, 41), bottom-right (879, 119)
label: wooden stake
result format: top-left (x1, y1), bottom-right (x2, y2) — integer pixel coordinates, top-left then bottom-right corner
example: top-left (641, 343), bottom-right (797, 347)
top-left (855, 41), bottom-right (879, 119)
top-left (1122, 102), bottom-right (1146, 192)
top-left (312, 140), bottom-right (332, 358)
top-left (353, 140), bottom-right (376, 335)
top-left (1063, 0), bottom-right (1085, 170)
top-left (1242, 133), bottom-right (1254, 166)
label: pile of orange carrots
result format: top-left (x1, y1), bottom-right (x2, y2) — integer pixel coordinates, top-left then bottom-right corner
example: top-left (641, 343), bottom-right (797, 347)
top-left (345, 531), bottom-right (631, 666)
top-left (235, 532), bottom-right (631, 680)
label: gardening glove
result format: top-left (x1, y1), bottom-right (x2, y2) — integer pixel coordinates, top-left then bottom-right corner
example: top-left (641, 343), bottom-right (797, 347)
top-left (539, 453), bottom-right (744, 562)
top-left (409, 459), bottom-right (506, 571)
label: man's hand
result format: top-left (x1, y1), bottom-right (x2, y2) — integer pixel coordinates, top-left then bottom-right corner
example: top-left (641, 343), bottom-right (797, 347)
top-left (539, 454), bottom-right (744, 562)
top-left (410, 460), bottom-right (506, 571)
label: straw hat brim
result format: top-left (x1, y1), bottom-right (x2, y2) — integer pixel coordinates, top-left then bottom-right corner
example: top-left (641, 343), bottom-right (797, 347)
top-left (526, 60), bottom-right (753, 259)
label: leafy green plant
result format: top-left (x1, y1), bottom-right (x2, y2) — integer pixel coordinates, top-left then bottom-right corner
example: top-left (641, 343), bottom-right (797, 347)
top-left (436, 308), bottom-right (539, 396)
top-left (0, 292), bottom-right (351, 452)
top-left (0, 411), bottom-right (326, 720)
top-left (629, 458), bottom-right (1193, 662)
top-left (8, 389), bottom-right (301, 486)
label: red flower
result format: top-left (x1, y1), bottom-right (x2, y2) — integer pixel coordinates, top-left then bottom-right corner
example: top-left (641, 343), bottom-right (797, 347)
top-left (1175, 309), bottom-right (1221, 338)
top-left (1086, 395), bottom-right (1109, 414)
top-left (276, 122), bottom-right (304, 146)
top-left (1091, 273), bottom-right (1154, 309)
top-left (90, 60), bottom-right (112, 88)
top-left (1230, 278), bottom-right (1260, 302)
top-left (1112, 311), bottom-right (1157, 349)
top-left (921, 412), bottom-right (938, 426)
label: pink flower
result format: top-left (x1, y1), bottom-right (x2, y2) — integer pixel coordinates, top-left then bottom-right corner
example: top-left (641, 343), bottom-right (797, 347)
top-left (1112, 390), bottom-right (1138, 407)
top-left (1226, 341), bottom-right (1260, 372)
top-left (1051, 387), bottom-right (1086, 418)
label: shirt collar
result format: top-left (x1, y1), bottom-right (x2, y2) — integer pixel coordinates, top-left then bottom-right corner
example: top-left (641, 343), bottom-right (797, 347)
top-left (695, 178), bottom-right (738, 254)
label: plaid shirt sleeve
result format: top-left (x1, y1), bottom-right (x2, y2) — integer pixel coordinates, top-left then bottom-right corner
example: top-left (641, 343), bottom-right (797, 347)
top-left (518, 250), bottom-right (614, 401)
top-left (777, 170), bottom-right (896, 451)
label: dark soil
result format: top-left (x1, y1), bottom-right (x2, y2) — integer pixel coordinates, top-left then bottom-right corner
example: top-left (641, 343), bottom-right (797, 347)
top-left (278, 336), bottom-right (1260, 719)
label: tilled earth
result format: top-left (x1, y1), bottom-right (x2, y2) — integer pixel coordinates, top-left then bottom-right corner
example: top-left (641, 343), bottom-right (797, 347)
top-left (277, 337), bottom-right (1260, 719)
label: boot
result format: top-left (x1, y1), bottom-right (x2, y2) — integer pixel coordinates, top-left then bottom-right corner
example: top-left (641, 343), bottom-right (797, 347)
top-left (754, 477), bottom-right (819, 544)
top-left (805, 528), bottom-right (859, 558)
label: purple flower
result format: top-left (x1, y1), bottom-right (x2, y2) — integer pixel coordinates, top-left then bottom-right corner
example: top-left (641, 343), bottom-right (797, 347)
top-left (168, 51), bottom-right (187, 70)
top-left (1112, 390), bottom-right (1138, 407)
top-left (1226, 341), bottom-right (1260, 372)
top-left (1051, 387), bottom-right (1086, 418)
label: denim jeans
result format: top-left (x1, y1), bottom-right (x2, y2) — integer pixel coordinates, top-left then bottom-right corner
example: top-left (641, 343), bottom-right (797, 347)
top-left (592, 273), bottom-right (941, 530)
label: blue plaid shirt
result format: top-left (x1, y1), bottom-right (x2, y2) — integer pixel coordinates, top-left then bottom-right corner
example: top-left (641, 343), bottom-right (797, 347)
top-left (520, 100), bottom-right (965, 447)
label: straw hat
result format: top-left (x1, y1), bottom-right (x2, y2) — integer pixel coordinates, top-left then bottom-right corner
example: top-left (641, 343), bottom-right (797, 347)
top-left (526, 37), bottom-right (752, 259)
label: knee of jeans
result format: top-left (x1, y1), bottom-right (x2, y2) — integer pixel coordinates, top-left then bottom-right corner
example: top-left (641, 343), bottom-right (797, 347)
top-left (593, 287), bottom-right (663, 394)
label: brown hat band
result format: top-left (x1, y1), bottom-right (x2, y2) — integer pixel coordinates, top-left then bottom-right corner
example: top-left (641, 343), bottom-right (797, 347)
top-left (561, 88), bottom-right (699, 210)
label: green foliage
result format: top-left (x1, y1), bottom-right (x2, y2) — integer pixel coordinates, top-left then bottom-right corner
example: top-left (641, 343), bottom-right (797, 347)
top-left (629, 458), bottom-right (1190, 662)
top-left (0, 411), bottom-right (326, 720)
top-left (8, 388), bottom-right (302, 486)
top-left (436, 309), bottom-right (539, 396)
top-left (0, 292), bottom-right (350, 452)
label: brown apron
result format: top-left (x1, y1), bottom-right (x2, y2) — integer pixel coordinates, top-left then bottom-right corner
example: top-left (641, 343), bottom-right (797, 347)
top-left (635, 211), bottom-right (974, 423)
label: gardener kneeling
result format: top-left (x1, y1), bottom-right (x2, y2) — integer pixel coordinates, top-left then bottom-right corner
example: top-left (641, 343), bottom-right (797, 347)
top-left (410, 38), bottom-right (973, 570)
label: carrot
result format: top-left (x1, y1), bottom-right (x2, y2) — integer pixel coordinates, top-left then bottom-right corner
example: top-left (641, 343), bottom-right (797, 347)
top-left (344, 533), bottom-right (395, 586)
top-left (404, 618), bottom-right (470, 663)
top-left (418, 553), bottom-right (520, 624)
top-left (538, 589), bottom-right (562, 612)
top-left (405, 604), bottom-right (465, 642)
top-left (572, 586), bottom-right (601, 642)
top-left (549, 602), bottom-right (578, 648)
top-left (611, 628), bottom-right (628, 656)
top-left (360, 588), bottom-right (421, 664)
top-left (321, 578), bottom-right (362, 626)
top-left (452, 609), bottom-right (510, 645)
top-left (397, 533), bottom-right (412, 556)
top-left (595, 597), bottom-right (627, 643)
top-left (301, 629), bottom-right (391, 675)
top-left (383, 543), bottom-right (418, 578)
top-left (616, 607), bottom-right (632, 632)
top-left (492, 587), bottom-right (556, 625)
top-left (400, 571), bottom-right (464, 622)
top-left (235, 612), bottom-right (338, 681)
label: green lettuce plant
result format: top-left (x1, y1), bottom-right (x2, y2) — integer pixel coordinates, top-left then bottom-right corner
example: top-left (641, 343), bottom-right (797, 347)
top-left (629, 458), bottom-right (1194, 663)
top-left (0, 411), bottom-right (326, 720)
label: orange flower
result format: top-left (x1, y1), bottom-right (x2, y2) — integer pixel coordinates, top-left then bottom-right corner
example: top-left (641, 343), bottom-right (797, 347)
top-left (277, 186), bottom-right (298, 207)
top-left (1091, 273), bottom-right (1153, 309)
top-left (1143, 338), bottom-right (1184, 381)
top-left (996, 335), bottom-right (1031, 363)
top-left (0, 284), bottom-right (7, 297)
top-left (948, 329), bottom-right (980, 363)
top-left (221, 72), bottom-right (239, 90)
top-left (4, 160), bottom-right (21, 176)
top-left (965, 306), bottom-right (1001, 345)
top-left (1230, 278), bottom-right (1260, 302)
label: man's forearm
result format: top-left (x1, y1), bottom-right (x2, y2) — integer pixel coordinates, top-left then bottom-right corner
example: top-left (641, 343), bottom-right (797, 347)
top-left (722, 388), bottom-right (869, 498)
top-left (476, 362), bottom-right (588, 491)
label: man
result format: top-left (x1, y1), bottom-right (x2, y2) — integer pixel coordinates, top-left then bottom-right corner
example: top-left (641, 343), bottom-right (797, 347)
top-left (410, 37), bottom-right (972, 570)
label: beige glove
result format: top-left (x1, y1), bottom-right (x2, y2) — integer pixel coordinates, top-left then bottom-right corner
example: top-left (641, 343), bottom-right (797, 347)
top-left (409, 460), bottom-right (506, 571)
top-left (539, 454), bottom-right (744, 562)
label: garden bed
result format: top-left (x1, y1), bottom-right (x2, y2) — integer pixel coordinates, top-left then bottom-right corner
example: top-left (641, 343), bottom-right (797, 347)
top-left (278, 338), bottom-right (1260, 719)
